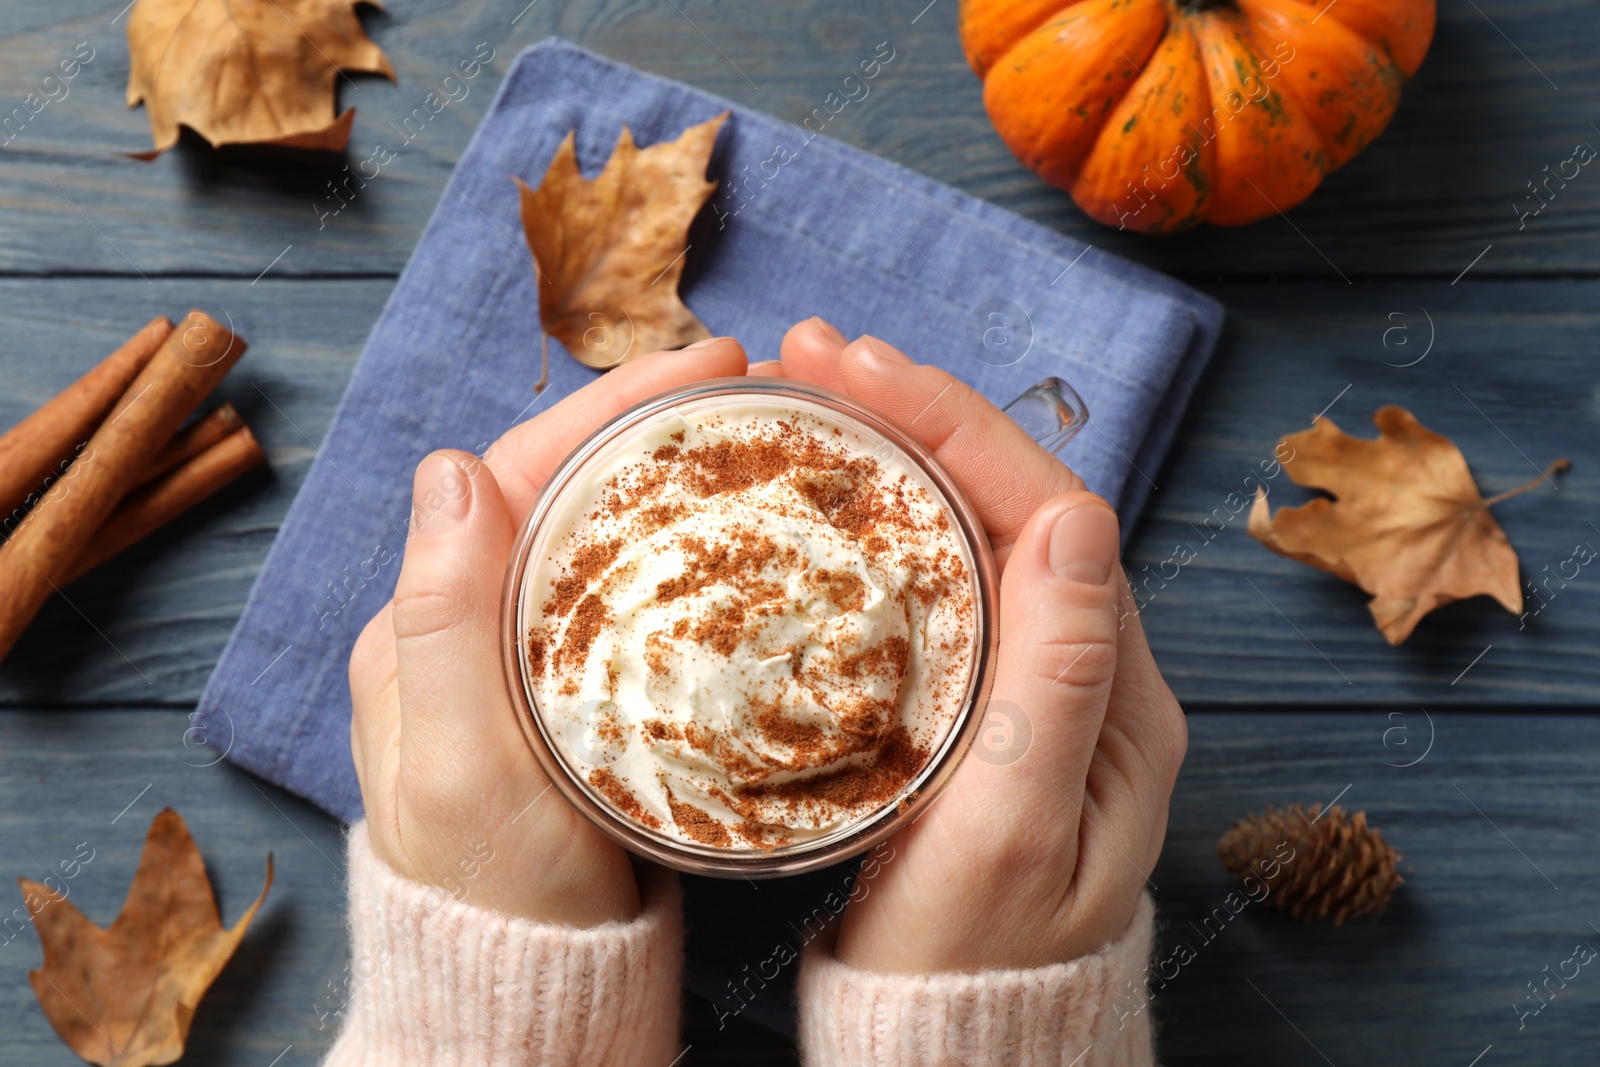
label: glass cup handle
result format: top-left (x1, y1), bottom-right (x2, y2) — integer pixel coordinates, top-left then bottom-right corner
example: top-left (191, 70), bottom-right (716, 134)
top-left (1001, 377), bottom-right (1089, 455)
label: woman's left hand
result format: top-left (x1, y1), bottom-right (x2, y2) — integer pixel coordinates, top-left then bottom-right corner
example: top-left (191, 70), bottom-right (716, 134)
top-left (347, 339), bottom-right (750, 927)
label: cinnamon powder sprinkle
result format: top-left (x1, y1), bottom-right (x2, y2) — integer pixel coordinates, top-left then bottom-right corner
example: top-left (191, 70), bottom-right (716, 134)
top-left (526, 627), bottom-right (547, 679)
top-left (666, 788), bottom-right (732, 847)
top-left (643, 719), bottom-right (683, 742)
top-left (557, 593), bottom-right (611, 670)
top-left (838, 635), bottom-right (910, 682)
top-left (638, 502), bottom-right (688, 533)
top-left (752, 699), bottom-right (827, 754)
top-left (809, 568), bottom-right (867, 612)
top-left (655, 531), bottom-right (792, 605)
top-left (801, 459), bottom-right (918, 541)
top-left (589, 767), bottom-right (662, 830)
top-left (530, 407), bottom-right (978, 848)
top-left (644, 632), bottom-right (673, 678)
top-left (547, 538), bottom-right (622, 619)
top-left (681, 439), bottom-right (791, 497)
top-left (738, 726), bottom-right (927, 815)
top-left (687, 601), bottom-right (747, 657)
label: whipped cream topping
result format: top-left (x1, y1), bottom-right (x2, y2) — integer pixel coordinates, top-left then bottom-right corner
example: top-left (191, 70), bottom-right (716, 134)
top-left (522, 398), bottom-right (977, 851)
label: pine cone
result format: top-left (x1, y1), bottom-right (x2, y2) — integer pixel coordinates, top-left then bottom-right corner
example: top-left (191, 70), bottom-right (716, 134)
top-left (1217, 804), bottom-right (1402, 924)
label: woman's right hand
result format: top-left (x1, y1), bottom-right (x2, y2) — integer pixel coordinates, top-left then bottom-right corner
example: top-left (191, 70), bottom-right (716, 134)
top-left (769, 319), bottom-right (1188, 973)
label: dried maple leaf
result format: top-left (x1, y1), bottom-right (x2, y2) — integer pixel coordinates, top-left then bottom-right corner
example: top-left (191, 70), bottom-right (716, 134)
top-left (24, 808), bottom-right (272, 1067)
top-left (516, 113), bottom-right (726, 381)
top-left (126, 0), bottom-right (394, 157)
top-left (1249, 405), bottom-right (1568, 645)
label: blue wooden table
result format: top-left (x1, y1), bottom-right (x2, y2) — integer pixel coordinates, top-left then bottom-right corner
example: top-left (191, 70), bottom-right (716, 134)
top-left (2, 2), bottom-right (1597, 1064)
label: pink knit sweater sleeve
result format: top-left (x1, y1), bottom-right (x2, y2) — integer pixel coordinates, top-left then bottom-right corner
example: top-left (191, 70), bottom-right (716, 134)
top-left (320, 822), bottom-right (682, 1067)
top-left (797, 894), bottom-right (1158, 1067)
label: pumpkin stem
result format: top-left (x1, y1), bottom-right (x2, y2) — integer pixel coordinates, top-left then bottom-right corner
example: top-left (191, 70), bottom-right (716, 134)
top-left (1175, 0), bottom-right (1236, 10)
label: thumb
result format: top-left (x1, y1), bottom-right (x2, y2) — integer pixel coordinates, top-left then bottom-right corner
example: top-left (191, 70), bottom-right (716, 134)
top-left (390, 450), bottom-right (519, 760)
top-left (980, 492), bottom-right (1122, 805)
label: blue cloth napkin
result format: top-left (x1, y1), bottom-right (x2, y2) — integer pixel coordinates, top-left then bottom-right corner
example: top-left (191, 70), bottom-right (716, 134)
top-left (199, 38), bottom-right (1220, 1033)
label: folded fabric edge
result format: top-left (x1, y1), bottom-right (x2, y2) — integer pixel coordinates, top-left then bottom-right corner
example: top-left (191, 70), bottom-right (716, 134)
top-left (1115, 300), bottom-right (1224, 529)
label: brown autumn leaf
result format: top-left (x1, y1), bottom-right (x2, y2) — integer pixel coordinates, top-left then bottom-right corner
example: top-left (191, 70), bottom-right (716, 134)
top-left (24, 808), bottom-right (272, 1067)
top-left (126, 0), bottom-right (394, 158)
top-left (516, 113), bottom-right (727, 382)
top-left (1249, 405), bottom-right (1568, 645)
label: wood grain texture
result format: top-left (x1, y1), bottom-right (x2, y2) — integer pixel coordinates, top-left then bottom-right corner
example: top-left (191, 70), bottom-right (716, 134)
top-left (0, 277), bottom-right (1594, 706)
top-left (1130, 278), bottom-right (1600, 705)
top-left (1153, 711), bottom-right (1600, 1066)
top-left (0, 710), bottom-right (349, 1067)
top-left (0, 0), bottom-right (1596, 279)
top-left (3, 709), bottom-right (1594, 1065)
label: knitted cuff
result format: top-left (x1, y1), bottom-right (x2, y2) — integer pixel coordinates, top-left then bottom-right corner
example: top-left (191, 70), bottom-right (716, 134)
top-left (798, 895), bottom-right (1157, 1067)
top-left (322, 821), bottom-right (682, 1067)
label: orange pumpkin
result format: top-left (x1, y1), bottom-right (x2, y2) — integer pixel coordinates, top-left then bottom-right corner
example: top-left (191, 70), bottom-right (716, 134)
top-left (961, 0), bottom-right (1435, 233)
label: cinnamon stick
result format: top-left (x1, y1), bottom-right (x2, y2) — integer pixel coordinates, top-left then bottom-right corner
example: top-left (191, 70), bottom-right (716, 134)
top-left (0, 311), bottom-right (245, 662)
top-left (138, 403), bottom-right (245, 489)
top-left (0, 316), bottom-right (172, 525)
top-left (66, 425), bottom-right (266, 584)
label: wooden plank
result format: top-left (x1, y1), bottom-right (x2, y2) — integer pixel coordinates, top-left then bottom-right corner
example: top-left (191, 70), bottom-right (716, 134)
top-left (0, 0), bottom-right (1595, 279)
top-left (0, 276), bottom-right (1595, 707)
top-left (0, 709), bottom-right (349, 1067)
top-left (3, 708), bottom-right (1594, 1065)
top-left (1132, 278), bottom-right (1600, 705)
top-left (1154, 710), bottom-right (1600, 1066)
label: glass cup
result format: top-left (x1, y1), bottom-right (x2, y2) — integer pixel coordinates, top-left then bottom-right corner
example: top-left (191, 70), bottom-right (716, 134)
top-left (500, 375), bottom-right (1086, 878)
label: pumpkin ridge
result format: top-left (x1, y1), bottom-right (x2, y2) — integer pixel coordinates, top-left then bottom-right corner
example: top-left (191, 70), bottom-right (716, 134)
top-left (1072, 16), bottom-right (1218, 232)
top-left (1074, 2), bottom-right (1177, 147)
top-left (1235, 1), bottom-right (1335, 166)
top-left (1276, 0), bottom-right (1436, 76)
top-left (1235, 0), bottom-right (1405, 173)
top-left (1060, 0), bottom-right (1177, 165)
top-left (1189, 9), bottom-right (1326, 225)
top-left (1173, 22), bottom-right (1218, 228)
top-left (960, 0), bottom-right (1096, 78)
top-left (979, 0), bottom-right (1171, 189)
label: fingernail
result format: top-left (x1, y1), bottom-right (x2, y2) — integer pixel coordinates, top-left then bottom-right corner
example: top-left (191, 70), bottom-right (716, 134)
top-left (684, 336), bottom-right (730, 350)
top-left (415, 453), bottom-right (470, 533)
top-left (808, 316), bottom-right (846, 345)
top-left (855, 335), bottom-right (912, 371)
top-left (1048, 505), bottom-right (1118, 585)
